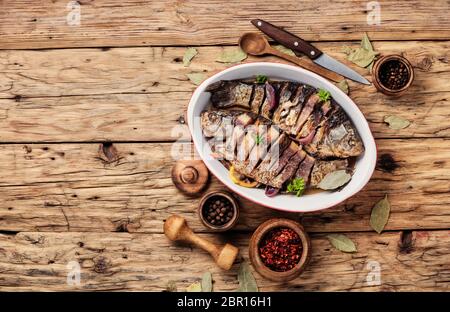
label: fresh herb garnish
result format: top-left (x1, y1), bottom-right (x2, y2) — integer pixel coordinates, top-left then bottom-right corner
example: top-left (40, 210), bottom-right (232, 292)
top-left (255, 134), bottom-right (263, 145)
top-left (255, 75), bottom-right (268, 84)
top-left (286, 178), bottom-right (305, 197)
top-left (318, 89), bottom-right (331, 102)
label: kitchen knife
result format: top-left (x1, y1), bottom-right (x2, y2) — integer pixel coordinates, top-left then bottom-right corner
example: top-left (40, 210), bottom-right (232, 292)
top-left (251, 19), bottom-right (370, 85)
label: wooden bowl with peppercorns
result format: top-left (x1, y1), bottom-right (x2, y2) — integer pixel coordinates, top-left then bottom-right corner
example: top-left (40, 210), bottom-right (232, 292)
top-left (372, 54), bottom-right (414, 96)
top-left (198, 191), bottom-right (239, 231)
top-left (249, 218), bottom-right (311, 282)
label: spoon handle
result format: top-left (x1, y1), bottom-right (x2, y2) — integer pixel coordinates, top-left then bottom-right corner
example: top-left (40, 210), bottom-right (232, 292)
top-left (268, 47), bottom-right (343, 83)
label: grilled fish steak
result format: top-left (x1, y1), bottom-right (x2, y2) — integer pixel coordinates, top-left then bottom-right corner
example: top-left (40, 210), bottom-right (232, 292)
top-left (201, 109), bottom-right (354, 190)
top-left (207, 80), bottom-right (364, 159)
top-left (201, 79), bottom-right (364, 193)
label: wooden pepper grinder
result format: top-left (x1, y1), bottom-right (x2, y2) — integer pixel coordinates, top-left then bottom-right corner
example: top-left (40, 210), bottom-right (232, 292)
top-left (171, 160), bottom-right (209, 195)
top-left (164, 215), bottom-right (239, 270)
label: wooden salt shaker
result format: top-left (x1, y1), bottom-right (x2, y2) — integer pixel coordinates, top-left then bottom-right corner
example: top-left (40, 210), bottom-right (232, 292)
top-left (171, 160), bottom-right (209, 195)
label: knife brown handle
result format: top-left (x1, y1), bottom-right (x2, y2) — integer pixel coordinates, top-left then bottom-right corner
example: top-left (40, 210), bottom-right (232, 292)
top-left (251, 19), bottom-right (323, 60)
top-left (267, 46), bottom-right (342, 82)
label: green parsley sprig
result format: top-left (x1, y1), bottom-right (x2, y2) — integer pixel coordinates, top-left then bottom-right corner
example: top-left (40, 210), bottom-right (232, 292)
top-left (318, 88), bottom-right (331, 102)
top-left (255, 134), bottom-right (264, 145)
top-left (286, 178), bottom-right (305, 197)
top-left (255, 75), bottom-right (268, 84)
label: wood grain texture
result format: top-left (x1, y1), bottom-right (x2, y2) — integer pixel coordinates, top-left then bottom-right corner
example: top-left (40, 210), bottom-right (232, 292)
top-left (0, 1), bottom-right (449, 49)
top-left (0, 41), bottom-right (449, 142)
top-left (0, 230), bottom-right (448, 291)
top-left (0, 140), bottom-right (448, 234)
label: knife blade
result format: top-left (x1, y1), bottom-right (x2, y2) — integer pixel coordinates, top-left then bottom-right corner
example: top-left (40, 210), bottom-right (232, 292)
top-left (251, 19), bottom-right (370, 85)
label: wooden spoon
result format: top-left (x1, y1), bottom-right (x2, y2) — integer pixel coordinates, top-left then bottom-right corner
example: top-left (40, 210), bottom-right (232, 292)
top-left (239, 32), bottom-right (343, 83)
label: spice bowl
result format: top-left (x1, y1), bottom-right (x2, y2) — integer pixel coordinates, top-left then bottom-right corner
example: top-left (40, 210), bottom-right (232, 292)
top-left (249, 218), bottom-right (311, 282)
top-left (372, 54), bottom-right (414, 96)
top-left (198, 191), bottom-right (239, 231)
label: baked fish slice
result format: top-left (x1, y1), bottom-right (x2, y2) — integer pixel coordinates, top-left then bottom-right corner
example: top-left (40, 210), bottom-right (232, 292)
top-left (269, 148), bottom-right (306, 188)
top-left (236, 123), bottom-right (258, 162)
top-left (224, 125), bottom-right (246, 161)
top-left (201, 110), bottom-right (256, 160)
top-left (296, 100), bottom-right (334, 144)
top-left (277, 85), bottom-right (316, 132)
top-left (250, 133), bottom-right (291, 184)
top-left (272, 82), bottom-right (300, 125)
top-left (306, 105), bottom-right (364, 158)
top-left (294, 154), bottom-right (316, 185)
top-left (233, 124), bottom-right (279, 176)
top-left (297, 108), bottom-right (323, 142)
top-left (246, 125), bottom-right (280, 173)
top-left (273, 83), bottom-right (301, 124)
top-left (259, 82), bottom-right (281, 119)
top-left (250, 84), bottom-right (265, 114)
top-left (200, 110), bottom-right (242, 138)
top-left (290, 93), bottom-right (321, 135)
top-left (207, 81), bottom-right (254, 109)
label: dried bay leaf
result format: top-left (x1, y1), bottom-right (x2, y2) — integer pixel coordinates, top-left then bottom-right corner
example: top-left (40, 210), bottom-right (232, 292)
top-left (186, 281), bottom-right (202, 292)
top-left (166, 280), bottom-right (177, 292)
top-left (367, 60), bottom-right (374, 73)
top-left (201, 271), bottom-right (212, 292)
top-left (273, 45), bottom-right (296, 56)
top-left (347, 48), bottom-right (378, 68)
top-left (327, 234), bottom-right (357, 253)
top-left (342, 46), bottom-right (353, 54)
top-left (336, 79), bottom-right (349, 94)
top-left (317, 170), bottom-right (352, 190)
top-left (216, 48), bottom-right (247, 63)
top-left (186, 72), bottom-right (206, 85)
top-left (370, 194), bottom-right (390, 234)
top-left (236, 261), bottom-right (258, 292)
top-left (384, 115), bottom-right (410, 130)
top-left (183, 47), bottom-right (198, 67)
top-left (343, 33), bottom-right (378, 68)
top-left (361, 33), bottom-right (374, 52)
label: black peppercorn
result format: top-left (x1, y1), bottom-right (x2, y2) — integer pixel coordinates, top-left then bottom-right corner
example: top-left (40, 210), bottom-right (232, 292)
top-left (202, 195), bottom-right (234, 226)
top-left (379, 60), bottom-right (410, 90)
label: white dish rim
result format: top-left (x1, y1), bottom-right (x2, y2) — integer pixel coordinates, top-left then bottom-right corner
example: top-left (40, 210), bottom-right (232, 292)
top-left (187, 62), bottom-right (377, 213)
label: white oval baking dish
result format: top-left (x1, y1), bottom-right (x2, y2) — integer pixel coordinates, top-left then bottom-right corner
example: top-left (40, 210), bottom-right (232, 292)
top-left (187, 62), bottom-right (376, 212)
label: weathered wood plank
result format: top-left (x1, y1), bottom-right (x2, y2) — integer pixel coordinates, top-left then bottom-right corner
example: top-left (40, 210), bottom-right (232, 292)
top-left (0, 140), bottom-right (449, 234)
top-left (0, 230), bottom-right (448, 291)
top-left (0, 1), bottom-right (449, 49)
top-left (0, 42), bottom-right (449, 142)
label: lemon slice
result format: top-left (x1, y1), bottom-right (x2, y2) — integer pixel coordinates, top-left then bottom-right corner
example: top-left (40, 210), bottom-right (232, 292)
top-left (229, 166), bottom-right (258, 188)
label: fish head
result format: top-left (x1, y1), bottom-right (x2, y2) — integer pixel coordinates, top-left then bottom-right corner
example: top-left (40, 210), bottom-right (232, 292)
top-left (200, 110), bottom-right (225, 137)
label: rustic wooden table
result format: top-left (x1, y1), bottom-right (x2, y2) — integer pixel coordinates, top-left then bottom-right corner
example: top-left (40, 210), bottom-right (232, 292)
top-left (0, 1), bottom-right (449, 291)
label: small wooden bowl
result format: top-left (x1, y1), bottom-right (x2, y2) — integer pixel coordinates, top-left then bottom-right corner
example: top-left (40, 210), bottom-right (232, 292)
top-left (372, 54), bottom-right (414, 96)
top-left (198, 191), bottom-right (239, 231)
top-left (249, 218), bottom-right (311, 282)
